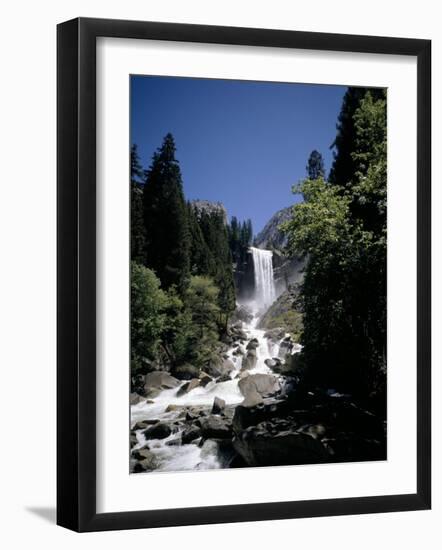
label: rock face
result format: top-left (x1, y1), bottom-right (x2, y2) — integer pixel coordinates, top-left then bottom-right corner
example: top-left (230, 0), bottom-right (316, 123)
top-left (272, 253), bottom-right (306, 297)
top-left (258, 284), bottom-right (303, 340)
top-left (254, 206), bottom-right (293, 250)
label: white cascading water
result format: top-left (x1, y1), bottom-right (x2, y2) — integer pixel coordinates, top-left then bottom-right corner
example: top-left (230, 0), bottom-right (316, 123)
top-left (250, 247), bottom-right (276, 309)
top-left (130, 246), bottom-right (298, 473)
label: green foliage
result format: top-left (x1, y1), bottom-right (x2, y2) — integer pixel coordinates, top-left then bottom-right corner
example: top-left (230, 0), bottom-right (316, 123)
top-left (130, 262), bottom-right (168, 374)
top-left (143, 133), bottom-right (190, 292)
top-left (284, 89), bottom-right (387, 398)
top-left (183, 276), bottom-right (223, 368)
top-left (265, 309), bottom-right (303, 342)
top-left (130, 263), bottom-right (225, 376)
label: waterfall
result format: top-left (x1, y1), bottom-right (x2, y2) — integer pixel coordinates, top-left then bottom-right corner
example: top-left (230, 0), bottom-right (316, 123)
top-left (250, 246), bottom-right (276, 309)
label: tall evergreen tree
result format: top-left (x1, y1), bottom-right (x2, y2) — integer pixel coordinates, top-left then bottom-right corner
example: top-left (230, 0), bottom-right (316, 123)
top-left (198, 210), bottom-right (236, 326)
top-left (328, 87), bottom-right (384, 189)
top-left (143, 133), bottom-right (190, 291)
top-left (306, 150), bottom-right (325, 180)
top-left (187, 202), bottom-right (213, 276)
top-left (130, 144), bottom-right (146, 264)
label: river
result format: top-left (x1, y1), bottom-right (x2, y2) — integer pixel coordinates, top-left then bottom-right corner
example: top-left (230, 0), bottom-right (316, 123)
top-left (130, 247), bottom-right (299, 472)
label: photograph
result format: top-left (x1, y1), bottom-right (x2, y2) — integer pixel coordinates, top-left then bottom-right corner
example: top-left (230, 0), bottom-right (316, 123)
top-left (129, 76), bottom-right (387, 474)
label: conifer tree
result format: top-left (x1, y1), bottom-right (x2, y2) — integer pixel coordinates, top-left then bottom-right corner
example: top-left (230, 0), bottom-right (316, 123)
top-left (143, 133), bottom-right (190, 291)
top-left (198, 210), bottom-right (236, 326)
top-left (328, 87), bottom-right (384, 189)
top-left (130, 144), bottom-right (146, 264)
top-left (187, 202), bottom-right (213, 275)
top-left (306, 150), bottom-right (325, 180)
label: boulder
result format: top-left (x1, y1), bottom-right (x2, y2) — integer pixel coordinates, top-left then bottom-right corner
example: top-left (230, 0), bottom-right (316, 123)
top-left (185, 407), bottom-right (205, 421)
top-left (206, 357), bottom-right (235, 379)
top-left (241, 389), bottom-right (264, 408)
top-left (130, 392), bottom-right (144, 405)
top-left (229, 323), bottom-right (248, 342)
top-left (131, 445), bottom-right (151, 460)
top-left (264, 358), bottom-right (279, 369)
top-left (132, 421), bottom-right (149, 431)
top-left (238, 374), bottom-right (280, 400)
top-left (232, 346), bottom-right (245, 356)
top-left (232, 400), bottom-right (288, 433)
top-left (278, 336), bottom-right (294, 358)
top-left (246, 338), bottom-right (260, 350)
top-left (132, 451), bottom-right (159, 472)
top-left (173, 364), bottom-right (200, 380)
top-left (212, 396), bottom-right (226, 415)
top-left (144, 422), bottom-right (172, 440)
top-left (264, 328), bottom-right (286, 342)
top-left (130, 432), bottom-right (138, 448)
top-left (166, 437), bottom-right (182, 446)
top-left (176, 378), bottom-right (200, 397)
top-left (199, 372), bottom-right (213, 387)
top-left (165, 404), bottom-right (182, 413)
top-left (241, 350), bottom-right (257, 371)
top-left (181, 425), bottom-right (202, 444)
top-left (144, 371), bottom-right (180, 397)
top-left (199, 415), bottom-right (232, 439)
top-left (233, 426), bottom-right (329, 467)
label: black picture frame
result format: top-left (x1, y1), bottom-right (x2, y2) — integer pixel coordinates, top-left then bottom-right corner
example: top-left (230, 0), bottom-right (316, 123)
top-left (57, 17), bottom-right (431, 532)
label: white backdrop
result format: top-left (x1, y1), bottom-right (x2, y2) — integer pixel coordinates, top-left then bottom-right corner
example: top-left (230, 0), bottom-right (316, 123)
top-left (0, 0), bottom-right (440, 548)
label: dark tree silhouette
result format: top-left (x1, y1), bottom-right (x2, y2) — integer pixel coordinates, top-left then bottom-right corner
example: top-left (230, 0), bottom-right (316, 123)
top-left (306, 150), bottom-right (325, 180)
top-left (143, 133), bottom-right (190, 291)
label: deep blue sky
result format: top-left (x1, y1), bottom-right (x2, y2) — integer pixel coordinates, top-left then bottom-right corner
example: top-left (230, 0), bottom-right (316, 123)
top-left (131, 76), bottom-right (346, 234)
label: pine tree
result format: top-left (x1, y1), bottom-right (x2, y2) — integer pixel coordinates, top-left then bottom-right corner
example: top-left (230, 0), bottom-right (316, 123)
top-left (328, 87), bottom-right (384, 189)
top-left (198, 210), bottom-right (236, 326)
top-left (187, 202), bottom-right (213, 275)
top-left (143, 133), bottom-right (190, 291)
top-left (306, 150), bottom-right (325, 180)
top-left (130, 144), bottom-right (146, 264)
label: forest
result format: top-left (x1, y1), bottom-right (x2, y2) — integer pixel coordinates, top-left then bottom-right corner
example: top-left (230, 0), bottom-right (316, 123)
top-left (130, 86), bottom-right (387, 473)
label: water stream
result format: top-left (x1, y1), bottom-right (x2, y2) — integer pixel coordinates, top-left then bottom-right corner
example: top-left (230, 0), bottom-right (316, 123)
top-left (130, 247), bottom-right (296, 472)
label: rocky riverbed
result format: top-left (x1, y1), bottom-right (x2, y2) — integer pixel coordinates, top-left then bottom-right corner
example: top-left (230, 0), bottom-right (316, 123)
top-left (130, 309), bottom-right (386, 474)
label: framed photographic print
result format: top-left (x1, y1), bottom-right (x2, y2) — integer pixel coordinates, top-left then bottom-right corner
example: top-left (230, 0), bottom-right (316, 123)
top-left (57, 17), bottom-right (431, 532)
